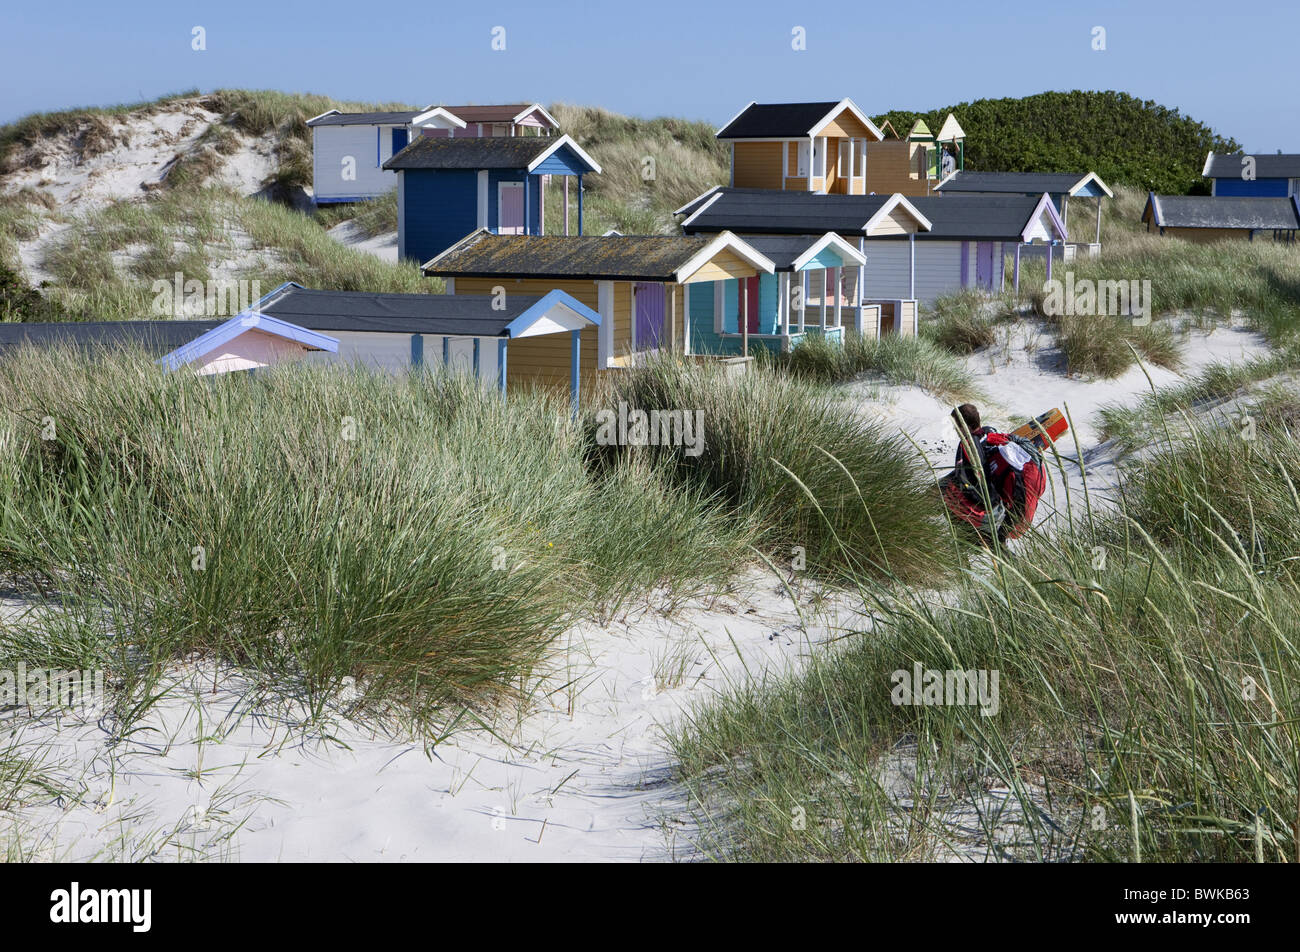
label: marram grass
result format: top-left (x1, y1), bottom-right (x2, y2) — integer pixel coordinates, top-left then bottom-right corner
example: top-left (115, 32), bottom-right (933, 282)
top-left (669, 390), bottom-right (1300, 862)
top-left (0, 349), bottom-right (951, 728)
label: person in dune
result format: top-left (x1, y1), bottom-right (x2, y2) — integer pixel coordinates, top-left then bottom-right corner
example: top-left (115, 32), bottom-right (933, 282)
top-left (945, 404), bottom-right (1046, 543)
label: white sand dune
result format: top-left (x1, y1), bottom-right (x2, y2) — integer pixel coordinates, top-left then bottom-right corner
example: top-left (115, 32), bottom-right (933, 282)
top-left (849, 318), bottom-right (1270, 530)
top-left (327, 220), bottom-right (398, 263)
top-left (3, 573), bottom-right (872, 862)
top-left (2, 98), bottom-right (280, 287)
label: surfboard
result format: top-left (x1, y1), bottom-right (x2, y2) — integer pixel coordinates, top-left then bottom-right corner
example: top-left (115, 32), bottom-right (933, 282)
top-left (1012, 408), bottom-right (1068, 450)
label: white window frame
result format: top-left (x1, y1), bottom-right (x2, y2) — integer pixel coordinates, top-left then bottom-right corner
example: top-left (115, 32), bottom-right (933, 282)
top-left (598, 281), bottom-right (615, 368)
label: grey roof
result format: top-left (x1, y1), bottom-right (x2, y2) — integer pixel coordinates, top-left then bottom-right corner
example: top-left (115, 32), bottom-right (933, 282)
top-left (717, 101), bottom-right (842, 139)
top-left (1203, 153), bottom-right (1300, 179)
top-left (734, 235), bottom-right (830, 270)
top-left (259, 286), bottom-right (545, 336)
top-left (907, 195), bottom-right (1056, 240)
top-left (0, 289), bottom-right (577, 357)
top-left (0, 320), bottom-right (221, 355)
top-left (935, 171), bottom-right (1094, 195)
top-left (306, 110), bottom-right (421, 127)
top-left (680, 188), bottom-right (895, 235)
top-left (678, 187), bottom-right (1055, 241)
top-left (423, 232), bottom-right (718, 281)
top-left (1146, 194), bottom-right (1300, 230)
top-left (383, 135), bottom-right (558, 170)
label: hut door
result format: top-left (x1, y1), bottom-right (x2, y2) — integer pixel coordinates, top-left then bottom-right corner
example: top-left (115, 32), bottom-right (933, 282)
top-left (742, 275), bottom-right (761, 333)
top-left (634, 282), bottom-right (665, 351)
top-left (976, 242), bottom-right (995, 289)
top-left (498, 182), bottom-right (525, 235)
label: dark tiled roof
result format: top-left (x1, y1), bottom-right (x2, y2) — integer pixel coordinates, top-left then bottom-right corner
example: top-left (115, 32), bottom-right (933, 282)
top-left (680, 188), bottom-right (895, 235)
top-left (717, 101), bottom-right (842, 139)
top-left (306, 110), bottom-right (421, 127)
top-left (907, 195), bottom-right (1055, 240)
top-left (422, 232), bottom-right (717, 281)
top-left (0, 289), bottom-right (584, 356)
top-left (259, 287), bottom-right (543, 336)
top-left (0, 320), bottom-right (221, 355)
top-left (1203, 153), bottom-right (1300, 179)
top-left (383, 136), bottom-right (556, 170)
top-left (1147, 194), bottom-right (1300, 230)
top-left (735, 235), bottom-right (828, 270)
top-left (935, 171), bottom-right (1090, 194)
top-left (678, 187), bottom-right (1053, 241)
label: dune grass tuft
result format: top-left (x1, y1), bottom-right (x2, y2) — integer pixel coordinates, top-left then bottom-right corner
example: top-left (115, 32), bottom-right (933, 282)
top-left (588, 356), bottom-right (956, 585)
top-left (769, 331), bottom-right (979, 402)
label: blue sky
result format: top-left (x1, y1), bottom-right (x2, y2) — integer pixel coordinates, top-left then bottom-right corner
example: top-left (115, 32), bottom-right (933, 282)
top-left (2, 0), bottom-right (1295, 150)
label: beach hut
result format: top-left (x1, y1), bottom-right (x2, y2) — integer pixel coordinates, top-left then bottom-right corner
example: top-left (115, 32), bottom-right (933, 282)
top-left (421, 230), bottom-right (776, 381)
top-left (1202, 153), bottom-right (1300, 197)
top-left (677, 187), bottom-right (1066, 307)
top-left (935, 171), bottom-right (1113, 254)
top-left (246, 283), bottom-right (601, 410)
top-left (675, 187), bottom-right (931, 341)
top-left (1142, 193), bottom-right (1300, 244)
top-left (306, 103), bottom-right (560, 203)
top-left (307, 107), bottom-right (441, 203)
top-left (860, 114), bottom-right (964, 197)
top-left (716, 99), bottom-right (883, 195)
top-left (384, 135), bottom-right (601, 264)
top-left (680, 232), bottom-right (868, 354)
top-left (0, 313), bottom-right (338, 374)
top-left (422, 104), bottom-right (558, 139)
top-left (893, 194), bottom-right (1068, 299)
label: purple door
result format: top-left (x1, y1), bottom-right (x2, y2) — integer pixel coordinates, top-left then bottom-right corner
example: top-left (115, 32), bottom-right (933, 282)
top-left (498, 183), bottom-right (524, 235)
top-left (976, 241), bottom-right (995, 289)
top-left (635, 282), bottom-right (665, 351)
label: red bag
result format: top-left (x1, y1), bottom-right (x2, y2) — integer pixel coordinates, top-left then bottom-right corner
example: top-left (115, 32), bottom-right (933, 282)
top-left (1001, 459), bottom-right (1045, 540)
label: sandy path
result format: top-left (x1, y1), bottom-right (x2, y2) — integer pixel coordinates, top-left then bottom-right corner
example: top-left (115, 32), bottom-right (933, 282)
top-left (846, 319), bottom-right (1271, 529)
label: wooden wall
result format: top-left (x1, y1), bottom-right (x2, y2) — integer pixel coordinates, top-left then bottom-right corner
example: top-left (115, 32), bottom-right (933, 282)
top-left (820, 113), bottom-right (875, 139)
top-left (449, 276), bottom-right (690, 392)
top-left (864, 140), bottom-right (928, 196)
top-left (732, 142), bottom-right (784, 189)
